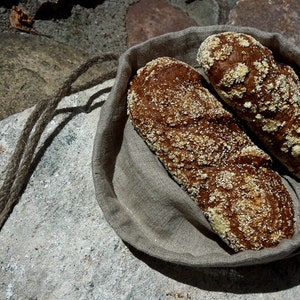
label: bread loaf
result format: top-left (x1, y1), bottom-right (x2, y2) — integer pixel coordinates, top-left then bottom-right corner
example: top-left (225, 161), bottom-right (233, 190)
top-left (197, 31), bottom-right (300, 179)
top-left (127, 57), bottom-right (295, 252)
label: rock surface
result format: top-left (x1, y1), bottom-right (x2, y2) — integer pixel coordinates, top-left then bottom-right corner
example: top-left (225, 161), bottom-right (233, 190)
top-left (1, 80), bottom-right (300, 299)
top-left (0, 1), bottom-right (237, 55)
top-left (227, 0), bottom-right (300, 46)
top-left (126, 0), bottom-right (198, 47)
top-left (126, 0), bottom-right (240, 46)
top-left (1, 0), bottom-right (300, 299)
top-left (0, 0), bottom-right (139, 55)
top-left (0, 32), bottom-right (116, 120)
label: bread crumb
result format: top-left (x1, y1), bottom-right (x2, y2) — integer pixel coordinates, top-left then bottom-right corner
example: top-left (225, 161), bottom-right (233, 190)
top-left (220, 63), bottom-right (249, 87)
top-left (216, 170), bottom-right (235, 190)
top-left (292, 144), bottom-right (300, 157)
top-left (253, 60), bottom-right (269, 77)
top-left (262, 120), bottom-right (281, 133)
top-left (219, 87), bottom-right (247, 99)
top-left (238, 37), bottom-right (250, 47)
top-left (197, 36), bottom-right (233, 72)
top-left (244, 101), bottom-right (252, 108)
top-left (206, 207), bottom-right (230, 239)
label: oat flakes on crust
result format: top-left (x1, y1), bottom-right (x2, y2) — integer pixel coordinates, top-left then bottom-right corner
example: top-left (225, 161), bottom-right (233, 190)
top-left (197, 32), bottom-right (300, 179)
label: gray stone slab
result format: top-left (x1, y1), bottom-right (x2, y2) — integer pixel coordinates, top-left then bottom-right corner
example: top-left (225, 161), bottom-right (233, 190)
top-left (0, 80), bottom-right (300, 299)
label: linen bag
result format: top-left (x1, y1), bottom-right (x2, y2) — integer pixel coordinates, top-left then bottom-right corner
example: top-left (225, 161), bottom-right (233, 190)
top-left (92, 25), bottom-right (300, 267)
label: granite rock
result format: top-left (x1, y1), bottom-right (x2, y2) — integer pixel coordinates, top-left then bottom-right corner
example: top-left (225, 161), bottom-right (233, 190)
top-left (5, 0), bottom-right (139, 55)
top-left (0, 0), bottom-right (227, 56)
top-left (228, 0), bottom-right (300, 46)
top-left (0, 33), bottom-right (116, 120)
top-left (216, 0), bottom-right (239, 24)
top-left (152, 0), bottom-right (238, 26)
top-left (126, 0), bottom-right (217, 47)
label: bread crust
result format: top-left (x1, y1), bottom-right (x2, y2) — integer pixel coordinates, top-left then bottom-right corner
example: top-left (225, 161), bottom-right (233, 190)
top-left (127, 57), bottom-right (295, 252)
top-left (197, 31), bottom-right (300, 179)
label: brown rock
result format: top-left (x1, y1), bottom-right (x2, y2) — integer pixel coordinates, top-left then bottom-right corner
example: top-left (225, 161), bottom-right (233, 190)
top-left (227, 0), bottom-right (300, 46)
top-left (0, 33), bottom-right (115, 120)
top-left (126, 0), bottom-right (197, 47)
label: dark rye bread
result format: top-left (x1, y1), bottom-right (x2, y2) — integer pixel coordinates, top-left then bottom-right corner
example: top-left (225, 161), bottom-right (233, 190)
top-left (127, 57), bottom-right (295, 252)
top-left (197, 32), bottom-right (300, 179)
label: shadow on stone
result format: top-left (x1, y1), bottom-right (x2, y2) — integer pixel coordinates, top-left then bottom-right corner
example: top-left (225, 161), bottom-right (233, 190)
top-left (1, 0), bottom-right (18, 9)
top-left (126, 242), bottom-right (300, 294)
top-left (35, 0), bottom-right (105, 20)
top-left (24, 86), bottom-right (110, 206)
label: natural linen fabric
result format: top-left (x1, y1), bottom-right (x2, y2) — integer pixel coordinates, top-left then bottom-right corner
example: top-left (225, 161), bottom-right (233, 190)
top-left (92, 25), bottom-right (300, 267)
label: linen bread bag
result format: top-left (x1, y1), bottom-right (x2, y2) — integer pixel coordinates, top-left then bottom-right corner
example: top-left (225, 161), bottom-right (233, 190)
top-left (92, 26), bottom-right (300, 267)
top-left (127, 56), bottom-right (295, 253)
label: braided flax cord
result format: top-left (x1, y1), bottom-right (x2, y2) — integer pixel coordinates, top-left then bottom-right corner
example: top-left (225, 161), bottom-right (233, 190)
top-left (0, 53), bottom-right (118, 230)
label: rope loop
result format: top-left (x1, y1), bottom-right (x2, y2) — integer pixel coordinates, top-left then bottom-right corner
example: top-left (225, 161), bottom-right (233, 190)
top-left (0, 52), bottom-right (118, 230)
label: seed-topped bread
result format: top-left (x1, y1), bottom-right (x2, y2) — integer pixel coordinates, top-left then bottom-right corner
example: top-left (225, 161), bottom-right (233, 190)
top-left (127, 57), bottom-right (295, 252)
top-left (197, 31), bottom-right (300, 179)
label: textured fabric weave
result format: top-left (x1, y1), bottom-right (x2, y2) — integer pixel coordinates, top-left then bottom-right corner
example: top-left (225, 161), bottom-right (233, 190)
top-left (92, 25), bottom-right (300, 267)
